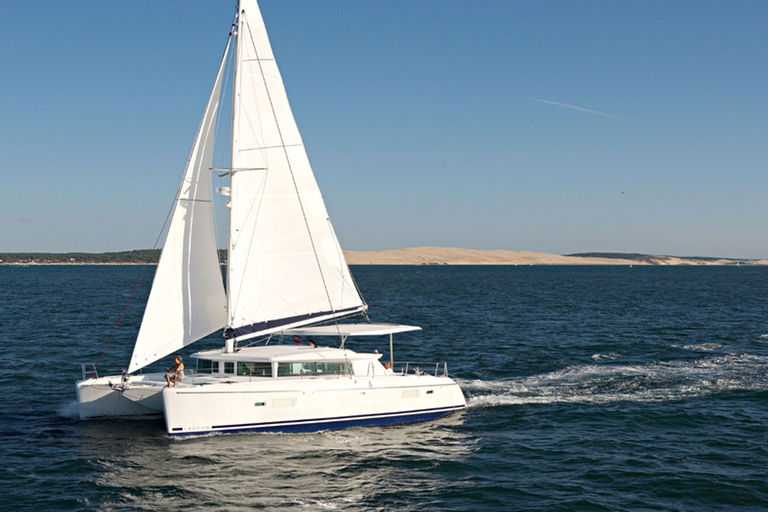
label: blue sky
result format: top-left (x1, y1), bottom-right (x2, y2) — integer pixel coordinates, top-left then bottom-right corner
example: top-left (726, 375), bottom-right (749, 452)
top-left (1, 1), bottom-right (766, 258)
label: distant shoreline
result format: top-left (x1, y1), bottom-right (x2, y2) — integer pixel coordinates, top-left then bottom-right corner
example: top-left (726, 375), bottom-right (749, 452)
top-left (2, 247), bottom-right (766, 266)
top-left (1, 262), bottom-right (150, 266)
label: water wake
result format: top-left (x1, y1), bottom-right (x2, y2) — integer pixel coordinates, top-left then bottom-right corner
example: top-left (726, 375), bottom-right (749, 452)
top-left (461, 353), bottom-right (768, 408)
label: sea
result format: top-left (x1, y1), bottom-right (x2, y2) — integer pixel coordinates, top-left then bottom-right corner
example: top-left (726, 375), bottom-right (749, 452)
top-left (1, 264), bottom-right (768, 511)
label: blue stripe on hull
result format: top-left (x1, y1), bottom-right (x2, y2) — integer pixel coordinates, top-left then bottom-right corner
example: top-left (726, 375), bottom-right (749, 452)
top-left (169, 406), bottom-right (465, 436)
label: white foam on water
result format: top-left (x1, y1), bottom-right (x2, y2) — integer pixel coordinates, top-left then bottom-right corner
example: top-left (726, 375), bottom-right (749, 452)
top-left (290, 497), bottom-right (358, 509)
top-left (461, 353), bottom-right (768, 408)
top-left (591, 353), bottom-right (622, 360)
top-left (58, 400), bottom-right (80, 419)
top-left (680, 342), bottom-right (729, 351)
top-left (169, 431), bottom-right (224, 441)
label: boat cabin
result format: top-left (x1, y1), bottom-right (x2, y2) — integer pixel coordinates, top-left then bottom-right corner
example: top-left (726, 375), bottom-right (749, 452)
top-left (190, 323), bottom-right (421, 379)
top-left (191, 346), bottom-right (360, 378)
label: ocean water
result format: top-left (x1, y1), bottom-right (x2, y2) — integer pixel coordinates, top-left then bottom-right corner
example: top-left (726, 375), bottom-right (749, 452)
top-left (1, 264), bottom-right (768, 511)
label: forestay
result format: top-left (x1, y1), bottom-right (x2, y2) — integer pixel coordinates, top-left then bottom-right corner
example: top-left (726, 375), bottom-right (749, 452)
top-left (226, 0), bottom-right (366, 341)
top-left (128, 41), bottom-right (231, 373)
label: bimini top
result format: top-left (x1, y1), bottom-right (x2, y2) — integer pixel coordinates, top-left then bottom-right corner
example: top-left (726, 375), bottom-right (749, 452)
top-left (282, 323), bottom-right (421, 337)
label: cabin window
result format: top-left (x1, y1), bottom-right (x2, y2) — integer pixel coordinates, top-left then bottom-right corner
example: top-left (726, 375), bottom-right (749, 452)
top-left (277, 362), bottom-right (351, 377)
top-left (196, 359), bottom-right (219, 374)
top-left (224, 362), bottom-right (234, 374)
top-left (237, 362), bottom-right (272, 377)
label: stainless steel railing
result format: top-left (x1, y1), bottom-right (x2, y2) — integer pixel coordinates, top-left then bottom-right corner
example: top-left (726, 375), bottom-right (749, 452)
top-left (394, 361), bottom-right (450, 377)
top-left (80, 363), bottom-right (97, 380)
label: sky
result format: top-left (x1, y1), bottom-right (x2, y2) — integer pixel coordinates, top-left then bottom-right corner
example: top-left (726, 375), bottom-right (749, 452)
top-left (1, 0), bottom-right (767, 258)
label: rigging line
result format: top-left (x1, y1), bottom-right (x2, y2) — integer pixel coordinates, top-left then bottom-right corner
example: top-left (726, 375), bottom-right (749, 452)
top-left (226, 10), bottom-right (283, 323)
top-left (326, 218), bottom-right (370, 322)
top-left (240, 143), bottom-right (303, 152)
top-left (96, 20), bottom-right (237, 376)
top-left (92, 200), bottom-right (176, 377)
top-left (215, 167), bottom-right (268, 172)
top-left (212, 25), bottom-right (235, 174)
top-left (207, 20), bottom-right (236, 267)
top-left (241, 12), bottom-right (343, 335)
top-left (228, 169), bottom-right (268, 309)
top-left (211, 20), bottom-right (236, 255)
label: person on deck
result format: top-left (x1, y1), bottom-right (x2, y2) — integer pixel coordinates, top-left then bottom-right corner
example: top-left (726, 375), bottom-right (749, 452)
top-left (292, 335), bottom-right (302, 345)
top-left (307, 339), bottom-right (317, 348)
top-left (165, 355), bottom-right (184, 388)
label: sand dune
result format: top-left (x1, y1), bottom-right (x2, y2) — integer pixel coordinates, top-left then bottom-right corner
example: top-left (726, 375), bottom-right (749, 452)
top-left (344, 247), bottom-right (768, 266)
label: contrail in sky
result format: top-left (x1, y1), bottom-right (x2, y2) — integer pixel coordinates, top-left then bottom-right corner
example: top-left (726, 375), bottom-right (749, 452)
top-left (529, 97), bottom-right (619, 120)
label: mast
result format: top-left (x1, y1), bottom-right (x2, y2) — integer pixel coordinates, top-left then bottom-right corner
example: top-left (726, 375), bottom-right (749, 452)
top-left (224, 1), bottom-right (243, 353)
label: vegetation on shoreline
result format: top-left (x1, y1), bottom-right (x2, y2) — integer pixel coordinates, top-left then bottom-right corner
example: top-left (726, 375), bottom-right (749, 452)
top-left (0, 250), bottom-right (229, 265)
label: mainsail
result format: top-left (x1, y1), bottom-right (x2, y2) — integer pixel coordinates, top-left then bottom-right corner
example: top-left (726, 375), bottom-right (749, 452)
top-left (128, 41), bottom-right (231, 373)
top-left (225, 0), bottom-right (366, 341)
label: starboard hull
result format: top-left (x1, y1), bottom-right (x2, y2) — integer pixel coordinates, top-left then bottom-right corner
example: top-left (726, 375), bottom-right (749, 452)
top-left (162, 375), bottom-right (466, 436)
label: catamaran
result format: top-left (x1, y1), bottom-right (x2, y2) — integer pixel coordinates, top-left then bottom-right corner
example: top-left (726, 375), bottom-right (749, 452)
top-left (75, 0), bottom-right (465, 436)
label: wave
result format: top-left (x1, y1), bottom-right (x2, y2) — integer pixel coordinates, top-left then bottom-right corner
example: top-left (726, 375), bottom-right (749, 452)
top-left (460, 353), bottom-right (768, 408)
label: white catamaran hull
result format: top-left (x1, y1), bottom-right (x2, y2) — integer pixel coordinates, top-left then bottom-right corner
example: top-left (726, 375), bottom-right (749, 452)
top-left (163, 375), bottom-right (465, 436)
top-left (75, 374), bottom-right (165, 419)
top-left (76, 0), bottom-right (468, 436)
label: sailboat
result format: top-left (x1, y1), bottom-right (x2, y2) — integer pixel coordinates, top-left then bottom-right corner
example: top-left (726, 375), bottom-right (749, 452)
top-left (75, 0), bottom-right (466, 436)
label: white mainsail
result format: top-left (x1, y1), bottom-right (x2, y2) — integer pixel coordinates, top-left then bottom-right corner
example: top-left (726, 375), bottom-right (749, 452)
top-left (226, 0), bottom-right (366, 341)
top-left (128, 41), bottom-right (231, 373)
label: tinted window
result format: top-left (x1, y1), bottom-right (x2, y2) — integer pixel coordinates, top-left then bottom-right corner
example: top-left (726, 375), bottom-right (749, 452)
top-left (237, 362), bottom-right (272, 377)
top-left (277, 362), bottom-right (351, 377)
top-left (196, 359), bottom-right (220, 373)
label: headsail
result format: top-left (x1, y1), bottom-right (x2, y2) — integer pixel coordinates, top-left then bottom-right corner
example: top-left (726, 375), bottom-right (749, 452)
top-left (128, 39), bottom-right (232, 373)
top-left (226, 0), bottom-right (366, 341)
